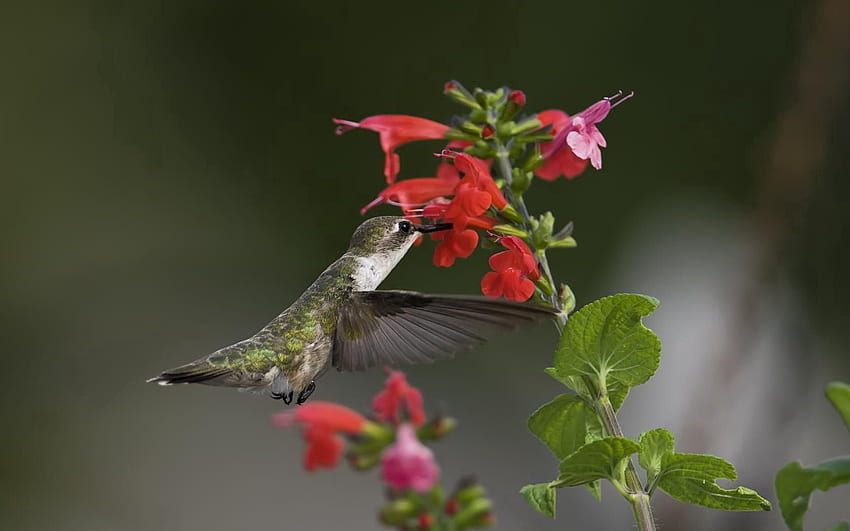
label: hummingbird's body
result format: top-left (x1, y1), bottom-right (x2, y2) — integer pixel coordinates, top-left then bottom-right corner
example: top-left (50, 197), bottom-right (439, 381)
top-left (150, 216), bottom-right (556, 404)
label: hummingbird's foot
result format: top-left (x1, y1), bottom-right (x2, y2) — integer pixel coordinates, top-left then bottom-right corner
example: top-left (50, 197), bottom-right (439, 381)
top-left (296, 381), bottom-right (316, 405)
top-left (271, 391), bottom-right (294, 404)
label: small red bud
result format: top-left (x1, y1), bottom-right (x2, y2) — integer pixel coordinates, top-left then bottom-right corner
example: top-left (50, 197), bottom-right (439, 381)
top-left (509, 90), bottom-right (526, 107)
top-left (481, 125), bottom-right (495, 138)
top-left (444, 81), bottom-right (457, 92)
top-left (418, 512), bottom-right (434, 529)
top-left (444, 498), bottom-right (459, 515)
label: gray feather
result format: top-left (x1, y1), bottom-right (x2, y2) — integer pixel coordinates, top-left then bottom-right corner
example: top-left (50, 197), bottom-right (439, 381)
top-left (332, 290), bottom-right (556, 372)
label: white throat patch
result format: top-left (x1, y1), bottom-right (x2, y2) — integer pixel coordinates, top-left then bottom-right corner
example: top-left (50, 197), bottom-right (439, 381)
top-left (351, 237), bottom-right (417, 291)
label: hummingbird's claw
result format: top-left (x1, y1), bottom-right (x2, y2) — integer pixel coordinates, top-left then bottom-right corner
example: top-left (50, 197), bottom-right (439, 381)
top-left (271, 391), bottom-right (294, 404)
top-left (297, 381), bottom-right (316, 405)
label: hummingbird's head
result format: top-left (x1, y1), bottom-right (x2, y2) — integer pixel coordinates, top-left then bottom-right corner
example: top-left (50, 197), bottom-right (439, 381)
top-left (347, 216), bottom-right (452, 258)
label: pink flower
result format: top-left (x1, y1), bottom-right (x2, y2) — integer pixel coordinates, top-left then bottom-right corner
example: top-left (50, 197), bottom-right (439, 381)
top-left (373, 370), bottom-right (426, 426)
top-left (333, 115), bottom-right (449, 184)
top-left (380, 424), bottom-right (440, 493)
top-left (537, 91), bottom-right (633, 178)
top-left (535, 110), bottom-right (589, 180)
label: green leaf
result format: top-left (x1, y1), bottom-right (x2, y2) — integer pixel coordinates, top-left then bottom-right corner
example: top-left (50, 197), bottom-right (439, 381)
top-left (775, 457), bottom-right (850, 531)
top-left (639, 428), bottom-right (675, 480)
top-left (657, 453), bottom-right (771, 511)
top-left (584, 480), bottom-right (602, 501)
top-left (553, 294), bottom-right (661, 396)
top-left (551, 437), bottom-right (639, 488)
top-left (520, 483), bottom-right (556, 518)
top-left (826, 382), bottom-right (850, 432)
top-left (528, 394), bottom-right (593, 460)
top-left (828, 523), bottom-right (850, 531)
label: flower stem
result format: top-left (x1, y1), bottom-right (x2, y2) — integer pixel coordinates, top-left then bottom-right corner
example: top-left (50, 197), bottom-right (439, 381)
top-left (494, 139), bottom-right (654, 531)
top-left (494, 145), bottom-right (563, 317)
top-left (596, 394), bottom-right (656, 531)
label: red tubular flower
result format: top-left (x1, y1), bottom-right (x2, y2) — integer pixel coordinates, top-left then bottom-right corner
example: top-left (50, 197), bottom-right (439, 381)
top-left (431, 228), bottom-right (479, 267)
top-left (333, 115), bottom-right (449, 184)
top-left (373, 370), bottom-right (426, 426)
top-left (271, 402), bottom-right (367, 471)
top-left (480, 236), bottom-right (540, 302)
top-left (359, 141), bottom-right (471, 215)
top-left (450, 153), bottom-right (507, 210)
top-left (359, 176), bottom-right (458, 215)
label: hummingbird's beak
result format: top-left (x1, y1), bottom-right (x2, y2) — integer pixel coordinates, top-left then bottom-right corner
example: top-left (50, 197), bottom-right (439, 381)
top-left (415, 222), bottom-right (453, 233)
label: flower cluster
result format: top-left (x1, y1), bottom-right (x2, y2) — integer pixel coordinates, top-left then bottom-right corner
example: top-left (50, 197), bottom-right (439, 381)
top-left (334, 82), bottom-right (630, 304)
top-left (273, 370), bottom-right (494, 530)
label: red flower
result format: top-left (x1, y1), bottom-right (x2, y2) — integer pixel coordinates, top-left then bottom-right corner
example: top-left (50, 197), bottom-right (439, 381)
top-left (359, 141), bottom-right (470, 215)
top-left (450, 152), bottom-right (508, 211)
top-left (431, 228), bottom-right (479, 267)
top-left (359, 175), bottom-right (458, 215)
top-left (423, 193), bottom-right (497, 268)
top-left (373, 370), bottom-right (426, 426)
top-left (480, 236), bottom-right (540, 302)
top-left (272, 402), bottom-right (367, 471)
top-left (535, 109), bottom-right (589, 180)
top-left (333, 115), bottom-right (449, 184)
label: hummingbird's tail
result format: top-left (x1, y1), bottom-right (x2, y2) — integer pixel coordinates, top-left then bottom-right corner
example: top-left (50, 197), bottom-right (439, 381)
top-left (147, 339), bottom-right (274, 389)
top-left (146, 361), bottom-right (231, 386)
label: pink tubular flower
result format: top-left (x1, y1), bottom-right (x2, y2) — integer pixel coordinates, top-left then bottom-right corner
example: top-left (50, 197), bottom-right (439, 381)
top-left (481, 236), bottom-right (540, 302)
top-left (373, 370), bottom-right (426, 426)
top-left (333, 115), bottom-right (450, 184)
top-left (535, 109), bottom-right (589, 180)
top-left (537, 91), bottom-right (632, 179)
top-left (271, 402), bottom-right (367, 471)
top-left (380, 423), bottom-right (440, 493)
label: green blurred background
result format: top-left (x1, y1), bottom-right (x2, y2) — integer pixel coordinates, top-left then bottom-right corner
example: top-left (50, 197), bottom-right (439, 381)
top-left (2, 1), bottom-right (849, 529)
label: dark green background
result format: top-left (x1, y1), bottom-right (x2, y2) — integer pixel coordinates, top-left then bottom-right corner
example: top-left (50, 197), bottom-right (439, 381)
top-left (2, 1), bottom-right (848, 530)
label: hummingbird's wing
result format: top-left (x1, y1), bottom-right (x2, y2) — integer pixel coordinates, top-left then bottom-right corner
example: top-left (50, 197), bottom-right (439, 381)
top-left (332, 290), bottom-right (557, 372)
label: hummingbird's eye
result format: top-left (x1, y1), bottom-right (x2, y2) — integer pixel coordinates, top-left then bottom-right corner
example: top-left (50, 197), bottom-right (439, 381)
top-left (398, 220), bottom-right (413, 234)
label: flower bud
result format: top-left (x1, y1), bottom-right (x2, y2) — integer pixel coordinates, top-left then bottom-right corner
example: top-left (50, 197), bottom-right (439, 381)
top-left (347, 451), bottom-right (381, 471)
top-left (509, 90), bottom-right (526, 107)
top-left (453, 498), bottom-right (493, 527)
top-left (454, 481), bottom-right (486, 504)
top-left (511, 117), bottom-right (543, 136)
top-left (491, 224), bottom-right (528, 238)
top-left (480, 124), bottom-right (495, 139)
top-left (444, 498), bottom-right (459, 515)
top-left (531, 212), bottom-right (556, 250)
top-left (380, 498), bottom-right (420, 525)
top-left (417, 415), bottom-right (457, 442)
top-left (443, 80), bottom-right (480, 109)
top-left (559, 283), bottom-right (576, 314)
top-left (417, 512), bottom-right (434, 530)
top-left (499, 89), bottom-right (527, 121)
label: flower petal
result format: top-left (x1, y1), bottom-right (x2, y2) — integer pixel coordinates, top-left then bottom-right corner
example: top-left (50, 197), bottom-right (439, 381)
top-left (380, 424), bottom-right (440, 493)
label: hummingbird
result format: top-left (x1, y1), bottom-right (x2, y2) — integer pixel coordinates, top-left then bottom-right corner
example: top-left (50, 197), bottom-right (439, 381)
top-left (148, 216), bottom-right (556, 405)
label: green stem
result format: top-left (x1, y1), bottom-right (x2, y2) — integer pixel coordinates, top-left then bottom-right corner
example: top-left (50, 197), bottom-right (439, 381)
top-left (596, 394), bottom-right (656, 531)
top-left (493, 138), bottom-right (654, 530)
top-left (494, 145), bottom-right (562, 316)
